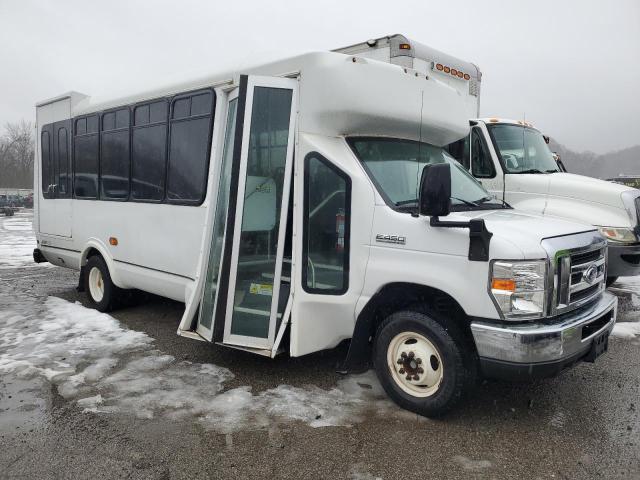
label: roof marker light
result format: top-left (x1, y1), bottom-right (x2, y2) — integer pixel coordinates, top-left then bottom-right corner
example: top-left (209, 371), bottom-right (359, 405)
top-left (443, 66), bottom-right (451, 73)
top-left (399, 43), bottom-right (411, 50)
top-left (463, 73), bottom-right (470, 80)
top-left (436, 63), bottom-right (444, 71)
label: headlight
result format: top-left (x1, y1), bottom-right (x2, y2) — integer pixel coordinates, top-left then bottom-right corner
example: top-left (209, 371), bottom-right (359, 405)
top-left (598, 227), bottom-right (638, 244)
top-left (490, 260), bottom-right (547, 320)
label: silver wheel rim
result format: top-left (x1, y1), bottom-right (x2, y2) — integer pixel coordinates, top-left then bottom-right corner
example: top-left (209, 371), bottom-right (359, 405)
top-left (386, 331), bottom-right (444, 398)
top-left (88, 266), bottom-right (105, 303)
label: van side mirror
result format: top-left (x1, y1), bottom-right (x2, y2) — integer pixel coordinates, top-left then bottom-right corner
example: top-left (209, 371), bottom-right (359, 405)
top-left (419, 163), bottom-right (451, 217)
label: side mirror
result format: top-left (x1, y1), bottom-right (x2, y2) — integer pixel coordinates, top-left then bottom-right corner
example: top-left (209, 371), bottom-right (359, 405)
top-left (419, 163), bottom-right (451, 217)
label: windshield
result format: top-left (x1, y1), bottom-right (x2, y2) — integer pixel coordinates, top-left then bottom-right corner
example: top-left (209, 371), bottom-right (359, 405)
top-left (488, 124), bottom-right (559, 174)
top-left (349, 137), bottom-right (501, 211)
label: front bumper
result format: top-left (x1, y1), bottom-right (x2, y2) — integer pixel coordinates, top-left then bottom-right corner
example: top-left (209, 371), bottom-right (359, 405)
top-left (607, 242), bottom-right (640, 277)
top-left (470, 292), bottom-right (617, 380)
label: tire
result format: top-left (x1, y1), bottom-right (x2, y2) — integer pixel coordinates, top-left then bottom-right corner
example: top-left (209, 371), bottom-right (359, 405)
top-left (606, 276), bottom-right (618, 288)
top-left (84, 255), bottom-right (120, 312)
top-left (372, 310), bottom-right (474, 417)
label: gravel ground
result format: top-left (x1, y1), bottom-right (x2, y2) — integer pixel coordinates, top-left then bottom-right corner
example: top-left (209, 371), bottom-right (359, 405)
top-left (1, 211), bottom-right (639, 480)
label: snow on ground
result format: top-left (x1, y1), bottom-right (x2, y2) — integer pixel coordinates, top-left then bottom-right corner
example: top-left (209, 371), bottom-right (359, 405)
top-left (0, 211), bottom-right (45, 269)
top-left (0, 297), bottom-right (397, 433)
top-left (611, 321), bottom-right (640, 339)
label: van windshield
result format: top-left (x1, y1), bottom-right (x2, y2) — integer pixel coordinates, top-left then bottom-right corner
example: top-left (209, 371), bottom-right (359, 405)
top-left (349, 137), bottom-right (503, 211)
top-left (487, 124), bottom-right (559, 174)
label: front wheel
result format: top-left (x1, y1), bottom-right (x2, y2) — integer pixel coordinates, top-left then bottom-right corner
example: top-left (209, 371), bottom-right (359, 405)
top-left (373, 310), bottom-right (473, 417)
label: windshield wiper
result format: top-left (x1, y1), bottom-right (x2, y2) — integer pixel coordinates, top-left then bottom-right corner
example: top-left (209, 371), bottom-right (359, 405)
top-left (451, 196), bottom-right (479, 207)
top-left (516, 168), bottom-right (546, 174)
top-left (395, 199), bottom-right (418, 206)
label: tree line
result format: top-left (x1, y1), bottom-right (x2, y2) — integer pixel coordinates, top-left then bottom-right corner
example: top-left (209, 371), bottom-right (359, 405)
top-left (0, 121), bottom-right (34, 189)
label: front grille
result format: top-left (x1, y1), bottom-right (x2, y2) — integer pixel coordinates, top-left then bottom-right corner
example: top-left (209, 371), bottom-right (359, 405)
top-left (556, 245), bottom-right (606, 312)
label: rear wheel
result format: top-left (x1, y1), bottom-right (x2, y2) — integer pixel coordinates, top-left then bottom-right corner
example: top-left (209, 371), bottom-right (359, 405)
top-left (373, 310), bottom-right (473, 417)
top-left (84, 255), bottom-right (119, 312)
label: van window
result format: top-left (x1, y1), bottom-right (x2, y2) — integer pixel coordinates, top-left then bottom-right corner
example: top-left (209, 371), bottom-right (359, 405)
top-left (302, 154), bottom-right (351, 294)
top-left (41, 129), bottom-right (52, 198)
top-left (74, 115), bottom-right (99, 199)
top-left (57, 125), bottom-right (70, 197)
top-left (446, 135), bottom-right (470, 170)
top-left (167, 90), bottom-right (215, 203)
top-left (101, 108), bottom-right (130, 200)
top-left (131, 101), bottom-right (167, 201)
top-left (470, 127), bottom-right (495, 178)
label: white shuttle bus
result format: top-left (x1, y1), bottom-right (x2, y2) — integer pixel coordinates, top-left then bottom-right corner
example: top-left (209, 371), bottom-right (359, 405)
top-left (34, 36), bottom-right (617, 416)
top-left (341, 34), bottom-right (640, 286)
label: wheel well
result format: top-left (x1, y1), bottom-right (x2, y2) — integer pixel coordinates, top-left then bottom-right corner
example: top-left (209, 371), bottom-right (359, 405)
top-left (78, 247), bottom-right (103, 293)
top-left (339, 283), bottom-right (476, 373)
top-left (83, 247), bottom-right (102, 265)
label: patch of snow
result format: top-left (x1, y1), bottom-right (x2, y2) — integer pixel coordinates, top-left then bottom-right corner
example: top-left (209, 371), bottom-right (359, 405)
top-left (0, 296), bottom-right (396, 432)
top-left (611, 321), bottom-right (640, 339)
top-left (0, 212), bottom-right (52, 269)
top-left (452, 455), bottom-right (493, 471)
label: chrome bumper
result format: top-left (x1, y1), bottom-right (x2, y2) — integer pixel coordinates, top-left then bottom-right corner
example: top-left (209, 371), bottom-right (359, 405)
top-left (470, 292), bottom-right (617, 365)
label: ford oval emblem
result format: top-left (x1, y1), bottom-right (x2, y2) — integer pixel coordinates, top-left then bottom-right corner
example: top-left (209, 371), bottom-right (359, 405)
top-left (583, 265), bottom-right (598, 285)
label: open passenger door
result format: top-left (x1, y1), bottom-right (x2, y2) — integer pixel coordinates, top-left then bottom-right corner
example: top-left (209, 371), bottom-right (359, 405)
top-left (190, 75), bottom-right (297, 354)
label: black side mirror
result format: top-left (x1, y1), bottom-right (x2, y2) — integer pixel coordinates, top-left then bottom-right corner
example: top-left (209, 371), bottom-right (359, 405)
top-left (419, 163), bottom-right (451, 217)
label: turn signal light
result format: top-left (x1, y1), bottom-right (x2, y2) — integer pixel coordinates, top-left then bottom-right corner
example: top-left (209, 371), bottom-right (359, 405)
top-left (109, 237), bottom-right (118, 246)
top-left (399, 43), bottom-right (411, 50)
top-left (491, 279), bottom-right (516, 292)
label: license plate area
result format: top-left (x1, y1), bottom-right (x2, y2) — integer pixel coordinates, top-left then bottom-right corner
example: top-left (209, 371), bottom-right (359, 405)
top-left (584, 329), bottom-right (609, 363)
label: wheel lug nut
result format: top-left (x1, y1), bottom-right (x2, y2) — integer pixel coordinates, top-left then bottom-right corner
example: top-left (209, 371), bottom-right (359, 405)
top-left (416, 358), bottom-right (422, 364)
top-left (400, 352), bottom-right (407, 358)
top-left (408, 351), bottom-right (415, 359)
top-left (413, 375), bottom-right (419, 381)
top-left (399, 368), bottom-right (405, 374)
top-left (397, 358), bottom-right (403, 364)
top-left (405, 375), bottom-right (412, 381)
top-left (417, 367), bottom-right (424, 374)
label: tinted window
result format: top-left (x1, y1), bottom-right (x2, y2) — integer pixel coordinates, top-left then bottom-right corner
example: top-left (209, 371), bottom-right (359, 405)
top-left (446, 135), bottom-right (470, 170)
top-left (303, 154), bottom-right (350, 294)
top-left (74, 132), bottom-right (99, 199)
top-left (57, 126), bottom-right (70, 197)
top-left (134, 105), bottom-right (149, 126)
top-left (101, 109), bottom-right (130, 200)
top-left (86, 115), bottom-right (99, 134)
top-left (149, 101), bottom-right (167, 123)
top-left (471, 128), bottom-right (495, 178)
top-left (166, 90), bottom-right (214, 203)
top-left (41, 129), bottom-right (52, 198)
top-left (75, 118), bottom-right (86, 135)
top-left (132, 123), bottom-right (166, 200)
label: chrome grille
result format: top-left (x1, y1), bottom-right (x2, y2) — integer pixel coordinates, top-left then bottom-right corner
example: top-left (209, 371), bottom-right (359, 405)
top-left (556, 245), bottom-right (606, 311)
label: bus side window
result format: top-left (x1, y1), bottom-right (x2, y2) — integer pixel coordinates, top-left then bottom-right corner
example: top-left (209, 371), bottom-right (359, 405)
top-left (41, 128), bottom-right (52, 198)
top-left (446, 136), bottom-right (470, 170)
top-left (302, 153), bottom-right (351, 295)
top-left (470, 127), bottom-right (495, 178)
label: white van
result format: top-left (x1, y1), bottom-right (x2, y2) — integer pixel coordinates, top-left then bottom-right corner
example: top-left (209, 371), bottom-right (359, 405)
top-left (34, 38), bottom-right (617, 416)
top-left (445, 118), bottom-right (640, 286)
top-left (336, 35), bottom-right (640, 287)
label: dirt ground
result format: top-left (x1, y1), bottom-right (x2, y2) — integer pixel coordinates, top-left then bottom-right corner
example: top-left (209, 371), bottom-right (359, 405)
top-left (1, 211), bottom-right (639, 480)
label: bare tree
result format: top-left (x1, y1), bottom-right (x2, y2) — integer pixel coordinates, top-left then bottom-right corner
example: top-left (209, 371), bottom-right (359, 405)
top-left (0, 121), bottom-right (35, 188)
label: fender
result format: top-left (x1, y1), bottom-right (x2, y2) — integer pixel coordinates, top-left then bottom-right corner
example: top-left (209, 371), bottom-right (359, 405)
top-left (79, 238), bottom-right (127, 290)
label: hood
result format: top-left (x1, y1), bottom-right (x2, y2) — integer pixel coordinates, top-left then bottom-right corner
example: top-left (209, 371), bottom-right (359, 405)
top-left (547, 173), bottom-right (634, 208)
top-left (450, 209), bottom-right (597, 258)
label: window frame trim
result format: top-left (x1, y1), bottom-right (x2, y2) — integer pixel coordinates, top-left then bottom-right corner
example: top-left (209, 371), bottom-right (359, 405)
top-left (301, 152), bottom-right (351, 296)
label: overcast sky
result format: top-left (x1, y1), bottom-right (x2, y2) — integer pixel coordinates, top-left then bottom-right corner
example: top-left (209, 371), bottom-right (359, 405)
top-left (0, 0), bottom-right (638, 154)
